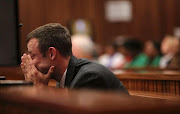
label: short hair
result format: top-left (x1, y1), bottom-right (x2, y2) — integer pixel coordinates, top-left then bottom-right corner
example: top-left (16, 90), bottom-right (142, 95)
top-left (26, 23), bottom-right (72, 57)
top-left (123, 39), bottom-right (143, 53)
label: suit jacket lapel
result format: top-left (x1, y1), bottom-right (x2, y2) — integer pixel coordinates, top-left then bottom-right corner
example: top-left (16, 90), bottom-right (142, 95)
top-left (65, 55), bottom-right (78, 87)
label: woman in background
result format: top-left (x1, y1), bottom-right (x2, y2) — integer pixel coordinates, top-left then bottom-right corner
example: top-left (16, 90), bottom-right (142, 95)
top-left (166, 38), bottom-right (180, 68)
top-left (159, 35), bottom-right (179, 68)
top-left (143, 40), bottom-right (162, 67)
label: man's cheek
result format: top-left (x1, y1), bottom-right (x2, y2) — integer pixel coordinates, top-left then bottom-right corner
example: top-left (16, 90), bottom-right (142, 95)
top-left (38, 65), bottom-right (49, 74)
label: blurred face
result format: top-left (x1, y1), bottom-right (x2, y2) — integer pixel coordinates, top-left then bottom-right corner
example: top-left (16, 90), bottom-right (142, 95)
top-left (144, 41), bottom-right (157, 57)
top-left (161, 38), bottom-right (171, 54)
top-left (27, 38), bottom-right (51, 74)
top-left (105, 45), bottom-right (115, 55)
top-left (72, 41), bottom-right (84, 59)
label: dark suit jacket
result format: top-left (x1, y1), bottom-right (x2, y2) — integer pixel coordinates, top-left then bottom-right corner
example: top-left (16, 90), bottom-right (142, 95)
top-left (59, 55), bottom-right (129, 95)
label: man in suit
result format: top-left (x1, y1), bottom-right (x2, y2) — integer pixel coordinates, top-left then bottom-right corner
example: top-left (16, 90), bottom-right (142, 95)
top-left (21, 23), bottom-right (129, 94)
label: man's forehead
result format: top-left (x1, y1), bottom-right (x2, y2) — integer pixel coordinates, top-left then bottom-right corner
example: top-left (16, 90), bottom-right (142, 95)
top-left (27, 38), bottom-right (39, 52)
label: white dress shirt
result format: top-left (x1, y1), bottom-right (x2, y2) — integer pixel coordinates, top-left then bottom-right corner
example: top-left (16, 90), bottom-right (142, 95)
top-left (59, 69), bottom-right (67, 88)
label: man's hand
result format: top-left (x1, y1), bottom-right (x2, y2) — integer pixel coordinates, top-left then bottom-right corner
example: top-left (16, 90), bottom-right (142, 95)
top-left (20, 54), bottom-right (55, 86)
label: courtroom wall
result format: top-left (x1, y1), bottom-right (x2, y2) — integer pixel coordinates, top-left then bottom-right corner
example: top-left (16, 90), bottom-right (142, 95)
top-left (18, 0), bottom-right (180, 55)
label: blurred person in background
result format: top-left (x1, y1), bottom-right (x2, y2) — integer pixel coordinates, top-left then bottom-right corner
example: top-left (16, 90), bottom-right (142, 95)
top-left (165, 38), bottom-right (180, 68)
top-left (71, 34), bottom-right (96, 60)
top-left (114, 36), bottom-right (127, 54)
top-left (93, 44), bottom-right (104, 61)
top-left (122, 39), bottom-right (147, 68)
top-left (98, 42), bottom-right (125, 70)
top-left (159, 35), bottom-right (179, 68)
top-left (143, 40), bottom-right (162, 67)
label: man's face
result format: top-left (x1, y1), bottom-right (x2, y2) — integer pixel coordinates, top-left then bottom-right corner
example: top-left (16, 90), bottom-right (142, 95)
top-left (27, 38), bottom-right (51, 74)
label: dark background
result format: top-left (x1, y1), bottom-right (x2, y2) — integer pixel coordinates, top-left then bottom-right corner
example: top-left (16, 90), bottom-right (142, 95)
top-left (0, 0), bottom-right (19, 66)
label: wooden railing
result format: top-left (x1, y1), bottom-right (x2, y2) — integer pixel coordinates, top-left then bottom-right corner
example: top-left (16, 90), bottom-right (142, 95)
top-left (0, 86), bottom-right (180, 113)
top-left (0, 66), bottom-right (24, 80)
top-left (122, 67), bottom-right (180, 71)
top-left (114, 70), bottom-right (180, 95)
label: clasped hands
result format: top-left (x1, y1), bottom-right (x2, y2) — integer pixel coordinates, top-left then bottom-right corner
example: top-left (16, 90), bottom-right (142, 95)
top-left (20, 54), bottom-right (55, 86)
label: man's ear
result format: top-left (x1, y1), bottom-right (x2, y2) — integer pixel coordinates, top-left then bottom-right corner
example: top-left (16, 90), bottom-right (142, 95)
top-left (48, 47), bottom-right (56, 60)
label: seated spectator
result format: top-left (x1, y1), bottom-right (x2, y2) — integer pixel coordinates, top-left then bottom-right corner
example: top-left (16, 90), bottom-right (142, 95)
top-left (114, 36), bottom-right (127, 54)
top-left (71, 34), bottom-right (95, 60)
top-left (159, 35), bottom-right (179, 68)
top-left (122, 39), bottom-right (147, 68)
top-left (98, 42), bottom-right (125, 70)
top-left (20, 23), bottom-right (129, 94)
top-left (166, 38), bottom-right (180, 68)
top-left (143, 40), bottom-right (162, 67)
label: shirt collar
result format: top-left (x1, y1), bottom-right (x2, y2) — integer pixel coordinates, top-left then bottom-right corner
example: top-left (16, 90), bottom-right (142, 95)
top-left (59, 69), bottom-right (67, 88)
